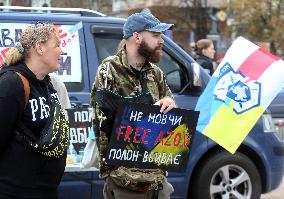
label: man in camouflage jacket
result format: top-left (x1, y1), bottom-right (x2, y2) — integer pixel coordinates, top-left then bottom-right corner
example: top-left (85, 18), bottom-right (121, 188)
top-left (90, 9), bottom-right (176, 199)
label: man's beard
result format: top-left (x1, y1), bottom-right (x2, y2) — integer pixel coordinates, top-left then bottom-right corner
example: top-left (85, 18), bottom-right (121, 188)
top-left (138, 40), bottom-right (162, 63)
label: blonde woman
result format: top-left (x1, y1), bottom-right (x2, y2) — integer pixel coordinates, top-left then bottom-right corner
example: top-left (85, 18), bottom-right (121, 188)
top-left (0, 23), bottom-right (68, 199)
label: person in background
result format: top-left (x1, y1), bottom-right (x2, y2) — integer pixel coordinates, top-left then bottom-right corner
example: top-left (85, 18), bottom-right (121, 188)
top-left (0, 22), bottom-right (68, 199)
top-left (194, 39), bottom-right (216, 75)
top-left (90, 9), bottom-right (176, 199)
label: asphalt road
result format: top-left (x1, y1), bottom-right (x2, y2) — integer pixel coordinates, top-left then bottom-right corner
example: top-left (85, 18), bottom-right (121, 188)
top-left (261, 180), bottom-right (284, 199)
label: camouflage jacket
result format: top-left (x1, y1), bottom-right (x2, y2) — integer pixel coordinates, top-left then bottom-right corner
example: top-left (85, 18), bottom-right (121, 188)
top-left (90, 48), bottom-right (174, 177)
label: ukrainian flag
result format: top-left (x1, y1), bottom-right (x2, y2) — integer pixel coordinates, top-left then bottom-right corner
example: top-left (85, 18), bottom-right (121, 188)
top-left (195, 37), bottom-right (284, 154)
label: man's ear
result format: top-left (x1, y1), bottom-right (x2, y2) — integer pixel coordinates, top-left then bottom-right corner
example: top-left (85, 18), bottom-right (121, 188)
top-left (35, 41), bottom-right (43, 56)
top-left (133, 32), bottom-right (141, 43)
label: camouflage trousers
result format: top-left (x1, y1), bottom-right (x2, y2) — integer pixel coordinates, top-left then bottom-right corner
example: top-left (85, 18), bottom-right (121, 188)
top-left (103, 177), bottom-right (174, 199)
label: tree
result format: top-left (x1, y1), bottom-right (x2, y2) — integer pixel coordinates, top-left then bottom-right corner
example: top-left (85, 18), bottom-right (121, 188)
top-left (181, 0), bottom-right (209, 40)
top-left (229, 0), bottom-right (284, 56)
top-left (126, 0), bottom-right (211, 54)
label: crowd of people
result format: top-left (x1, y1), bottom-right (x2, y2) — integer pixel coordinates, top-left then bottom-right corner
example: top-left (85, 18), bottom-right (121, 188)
top-left (0, 9), bottom-right (177, 199)
top-left (0, 7), bottom-right (220, 199)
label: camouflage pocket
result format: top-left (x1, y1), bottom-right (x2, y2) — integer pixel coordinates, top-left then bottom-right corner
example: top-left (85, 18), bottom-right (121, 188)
top-left (109, 166), bottom-right (165, 192)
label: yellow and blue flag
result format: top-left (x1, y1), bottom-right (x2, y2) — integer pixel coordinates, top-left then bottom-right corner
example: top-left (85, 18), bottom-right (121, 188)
top-left (195, 37), bottom-right (284, 154)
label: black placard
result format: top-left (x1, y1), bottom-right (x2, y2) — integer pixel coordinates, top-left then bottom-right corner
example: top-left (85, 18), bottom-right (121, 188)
top-left (105, 102), bottom-right (199, 172)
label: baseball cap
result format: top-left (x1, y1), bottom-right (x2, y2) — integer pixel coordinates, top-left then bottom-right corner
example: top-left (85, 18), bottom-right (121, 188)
top-left (123, 9), bottom-right (174, 39)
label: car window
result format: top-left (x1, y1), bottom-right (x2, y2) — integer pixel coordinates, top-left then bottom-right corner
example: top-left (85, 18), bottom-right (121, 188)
top-left (94, 35), bottom-right (122, 64)
top-left (55, 23), bottom-right (84, 92)
top-left (94, 35), bottom-right (186, 93)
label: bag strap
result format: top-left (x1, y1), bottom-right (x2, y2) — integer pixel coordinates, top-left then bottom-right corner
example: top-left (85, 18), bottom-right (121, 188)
top-left (13, 72), bottom-right (34, 139)
top-left (15, 122), bottom-right (37, 141)
top-left (139, 71), bottom-right (149, 93)
top-left (15, 72), bottom-right (30, 106)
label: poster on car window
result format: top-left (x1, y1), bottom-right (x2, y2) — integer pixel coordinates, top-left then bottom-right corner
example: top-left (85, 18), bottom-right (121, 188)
top-left (105, 102), bottom-right (199, 172)
top-left (66, 108), bottom-right (93, 167)
top-left (0, 22), bottom-right (82, 82)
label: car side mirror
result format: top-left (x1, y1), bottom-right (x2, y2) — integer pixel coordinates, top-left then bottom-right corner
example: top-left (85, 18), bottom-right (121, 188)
top-left (191, 62), bottom-right (202, 87)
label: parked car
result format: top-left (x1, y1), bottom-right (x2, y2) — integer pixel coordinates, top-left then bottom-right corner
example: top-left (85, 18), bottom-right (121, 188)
top-left (0, 6), bottom-right (283, 199)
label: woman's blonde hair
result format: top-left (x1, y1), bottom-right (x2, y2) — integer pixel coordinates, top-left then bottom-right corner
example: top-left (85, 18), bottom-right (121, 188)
top-left (5, 22), bottom-right (57, 66)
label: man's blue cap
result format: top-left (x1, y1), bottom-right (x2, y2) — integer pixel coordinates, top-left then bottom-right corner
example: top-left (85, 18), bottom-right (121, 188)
top-left (123, 9), bottom-right (174, 39)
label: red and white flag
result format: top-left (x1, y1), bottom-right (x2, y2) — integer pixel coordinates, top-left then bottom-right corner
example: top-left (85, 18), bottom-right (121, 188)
top-left (196, 36), bottom-right (284, 154)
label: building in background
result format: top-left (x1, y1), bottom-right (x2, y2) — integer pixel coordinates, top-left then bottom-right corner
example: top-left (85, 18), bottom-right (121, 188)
top-left (0, 0), bottom-right (50, 7)
top-left (32, 0), bottom-right (50, 7)
top-left (0, 0), bottom-right (10, 6)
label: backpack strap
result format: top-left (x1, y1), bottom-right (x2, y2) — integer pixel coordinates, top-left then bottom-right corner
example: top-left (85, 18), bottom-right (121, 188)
top-left (15, 72), bottom-right (30, 106)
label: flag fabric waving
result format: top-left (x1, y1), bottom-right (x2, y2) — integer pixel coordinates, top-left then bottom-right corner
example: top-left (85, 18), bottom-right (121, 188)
top-left (195, 36), bottom-right (284, 154)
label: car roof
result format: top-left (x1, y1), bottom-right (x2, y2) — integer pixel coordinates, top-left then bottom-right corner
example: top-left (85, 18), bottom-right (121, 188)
top-left (0, 12), bottom-right (125, 24)
top-left (0, 6), bottom-right (106, 16)
top-left (0, 6), bottom-right (126, 25)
